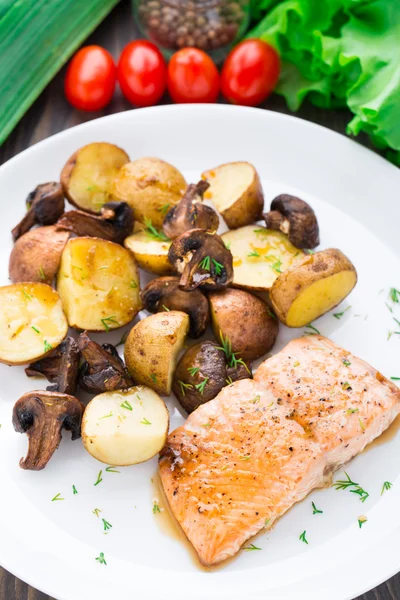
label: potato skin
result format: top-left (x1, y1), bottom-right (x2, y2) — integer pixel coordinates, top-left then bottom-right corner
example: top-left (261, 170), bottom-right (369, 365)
top-left (124, 232), bottom-right (173, 275)
top-left (270, 248), bottom-right (357, 327)
top-left (113, 157), bottom-right (187, 229)
top-left (209, 288), bottom-right (278, 361)
top-left (61, 143), bottom-right (130, 213)
top-left (9, 226), bottom-right (70, 285)
top-left (124, 311), bottom-right (189, 396)
top-left (202, 162), bottom-right (264, 229)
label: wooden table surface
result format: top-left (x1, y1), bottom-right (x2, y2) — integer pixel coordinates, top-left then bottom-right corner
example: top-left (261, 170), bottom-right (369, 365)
top-left (0, 1), bottom-right (398, 599)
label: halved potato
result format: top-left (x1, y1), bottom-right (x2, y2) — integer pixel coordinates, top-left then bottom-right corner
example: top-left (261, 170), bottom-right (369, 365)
top-left (221, 225), bottom-right (304, 291)
top-left (209, 288), bottom-right (279, 361)
top-left (82, 387), bottom-right (169, 466)
top-left (202, 162), bottom-right (263, 229)
top-left (124, 311), bottom-right (189, 395)
top-left (270, 248), bottom-right (357, 327)
top-left (57, 237), bottom-right (141, 331)
top-left (113, 157), bottom-right (186, 229)
top-left (9, 226), bottom-right (70, 285)
top-left (61, 143), bottom-right (130, 213)
top-left (0, 283), bottom-right (68, 365)
top-left (124, 231), bottom-right (173, 275)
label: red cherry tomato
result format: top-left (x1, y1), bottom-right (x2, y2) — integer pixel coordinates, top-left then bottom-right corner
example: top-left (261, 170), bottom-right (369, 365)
top-left (118, 41), bottom-right (167, 107)
top-left (167, 48), bottom-right (220, 104)
top-left (221, 40), bottom-right (280, 107)
top-left (64, 46), bottom-right (116, 111)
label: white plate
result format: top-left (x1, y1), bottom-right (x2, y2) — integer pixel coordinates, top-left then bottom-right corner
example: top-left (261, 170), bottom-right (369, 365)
top-left (0, 105), bottom-right (400, 600)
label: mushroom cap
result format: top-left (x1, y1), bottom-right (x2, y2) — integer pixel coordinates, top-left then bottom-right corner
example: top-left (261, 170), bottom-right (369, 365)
top-left (57, 201), bottom-right (134, 244)
top-left (168, 229), bottom-right (233, 291)
top-left (163, 181), bottom-right (219, 239)
top-left (77, 331), bottom-right (133, 393)
top-left (12, 182), bottom-right (65, 241)
top-left (141, 276), bottom-right (209, 338)
top-left (264, 194), bottom-right (320, 249)
top-left (12, 390), bottom-right (84, 470)
top-left (25, 337), bottom-right (80, 395)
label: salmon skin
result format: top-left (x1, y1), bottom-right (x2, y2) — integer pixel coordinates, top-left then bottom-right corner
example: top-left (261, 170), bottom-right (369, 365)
top-left (159, 336), bottom-right (400, 566)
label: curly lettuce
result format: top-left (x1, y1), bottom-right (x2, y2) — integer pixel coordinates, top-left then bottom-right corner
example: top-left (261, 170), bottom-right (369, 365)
top-left (249, 0), bottom-right (400, 165)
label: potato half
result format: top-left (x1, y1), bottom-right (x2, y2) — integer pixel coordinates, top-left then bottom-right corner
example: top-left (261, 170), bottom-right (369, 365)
top-left (270, 248), bottom-right (357, 327)
top-left (9, 226), bottom-right (70, 285)
top-left (82, 387), bottom-right (169, 466)
top-left (222, 225), bottom-right (304, 291)
top-left (202, 162), bottom-right (264, 229)
top-left (0, 283), bottom-right (68, 365)
top-left (113, 157), bottom-right (187, 229)
top-left (124, 231), bottom-right (173, 275)
top-left (209, 288), bottom-right (279, 361)
top-left (61, 143), bottom-right (130, 213)
top-left (57, 237), bottom-right (141, 331)
top-left (125, 311), bottom-right (189, 395)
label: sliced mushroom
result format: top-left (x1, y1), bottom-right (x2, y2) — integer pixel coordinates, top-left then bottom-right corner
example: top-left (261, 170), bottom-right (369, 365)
top-left (12, 390), bottom-right (84, 470)
top-left (163, 181), bottom-right (219, 239)
top-left (263, 194), bottom-right (320, 249)
top-left (12, 182), bottom-right (65, 241)
top-left (25, 337), bottom-right (80, 395)
top-left (168, 229), bottom-right (233, 291)
top-left (141, 276), bottom-right (209, 338)
top-left (57, 201), bottom-right (134, 244)
top-left (77, 331), bottom-right (133, 393)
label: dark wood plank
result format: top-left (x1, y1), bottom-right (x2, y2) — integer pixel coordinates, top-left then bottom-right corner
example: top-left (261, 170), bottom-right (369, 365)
top-left (0, 1), bottom-right (395, 598)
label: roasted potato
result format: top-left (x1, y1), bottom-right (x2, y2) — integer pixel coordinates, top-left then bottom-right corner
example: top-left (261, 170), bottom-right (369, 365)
top-left (82, 387), bottom-right (169, 466)
top-left (172, 341), bottom-right (250, 414)
top-left (209, 288), bottom-right (279, 361)
top-left (270, 248), bottom-right (358, 327)
top-left (124, 231), bottom-right (173, 275)
top-left (0, 283), bottom-right (68, 365)
top-left (202, 162), bottom-right (263, 229)
top-left (124, 311), bottom-right (189, 395)
top-left (61, 143), bottom-right (130, 213)
top-left (9, 226), bottom-right (70, 285)
top-left (221, 225), bottom-right (304, 291)
top-left (113, 157), bottom-right (187, 229)
top-left (57, 237), bottom-right (141, 331)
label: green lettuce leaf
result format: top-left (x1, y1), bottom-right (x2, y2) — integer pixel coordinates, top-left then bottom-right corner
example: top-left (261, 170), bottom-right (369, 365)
top-left (249, 0), bottom-right (400, 165)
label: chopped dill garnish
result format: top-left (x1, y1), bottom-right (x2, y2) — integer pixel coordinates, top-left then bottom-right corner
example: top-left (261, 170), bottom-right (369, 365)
top-left (332, 472), bottom-right (369, 502)
top-left (38, 266), bottom-right (46, 280)
top-left (150, 373), bottom-right (157, 384)
top-left (312, 502), bottom-right (323, 515)
top-left (199, 255), bottom-right (211, 271)
top-left (211, 258), bottom-right (224, 275)
top-left (144, 217), bottom-right (169, 241)
top-left (299, 531), bottom-right (308, 544)
top-left (23, 290), bottom-right (32, 301)
top-left (342, 358), bottom-right (351, 367)
top-left (72, 485), bottom-right (78, 495)
top-left (247, 250), bottom-right (260, 258)
top-left (358, 516), bottom-right (367, 528)
top-left (389, 288), bottom-right (400, 303)
top-left (243, 543), bottom-right (261, 551)
top-left (346, 408), bottom-right (359, 414)
top-left (333, 306), bottom-right (351, 319)
top-left (158, 203), bottom-right (171, 215)
top-left (304, 323), bottom-right (320, 335)
top-left (217, 331), bottom-right (250, 373)
top-left (94, 471), bottom-right (103, 486)
top-left (51, 493), bottom-right (64, 501)
top-left (95, 552), bottom-right (107, 565)
top-left (153, 501), bottom-right (161, 514)
top-left (130, 280), bottom-right (138, 288)
top-left (44, 340), bottom-right (52, 352)
top-left (120, 400), bottom-right (133, 411)
top-left (31, 325), bottom-right (40, 334)
top-left (99, 412), bottom-right (113, 420)
top-left (93, 508), bottom-right (102, 517)
top-left (162, 304), bottom-right (170, 311)
top-left (381, 481), bottom-right (393, 495)
top-left (187, 366), bottom-right (200, 376)
top-left (101, 315), bottom-right (119, 332)
top-left (105, 466), bottom-right (120, 473)
top-left (178, 380), bottom-right (193, 396)
top-left (140, 417), bottom-right (152, 425)
top-left (195, 377), bottom-right (209, 395)
top-left (102, 518), bottom-right (112, 531)
top-left (116, 331), bottom-right (129, 347)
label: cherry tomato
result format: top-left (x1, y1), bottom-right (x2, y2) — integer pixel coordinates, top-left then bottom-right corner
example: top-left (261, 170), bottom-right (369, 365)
top-left (221, 40), bottom-right (280, 107)
top-left (64, 46), bottom-right (116, 111)
top-left (167, 48), bottom-right (220, 104)
top-left (118, 41), bottom-right (167, 107)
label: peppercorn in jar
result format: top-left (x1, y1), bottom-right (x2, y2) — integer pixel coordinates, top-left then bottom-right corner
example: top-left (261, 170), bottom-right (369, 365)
top-left (133, 0), bottom-right (251, 62)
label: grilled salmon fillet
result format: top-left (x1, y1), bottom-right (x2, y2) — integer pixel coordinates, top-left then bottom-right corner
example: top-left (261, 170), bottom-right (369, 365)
top-left (254, 336), bottom-right (400, 469)
top-left (159, 336), bottom-right (400, 566)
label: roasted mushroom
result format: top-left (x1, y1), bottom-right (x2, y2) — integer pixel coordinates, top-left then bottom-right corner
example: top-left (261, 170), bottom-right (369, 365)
top-left (141, 276), bottom-right (209, 338)
top-left (162, 181), bottom-right (219, 239)
top-left (12, 182), bottom-right (65, 241)
top-left (263, 194), bottom-right (320, 249)
top-left (25, 337), bottom-right (80, 395)
top-left (57, 201), bottom-right (134, 244)
top-left (172, 341), bottom-right (251, 414)
top-left (168, 229), bottom-right (233, 291)
top-left (12, 390), bottom-right (84, 470)
top-left (77, 331), bottom-right (133, 393)
top-left (9, 225), bottom-right (70, 284)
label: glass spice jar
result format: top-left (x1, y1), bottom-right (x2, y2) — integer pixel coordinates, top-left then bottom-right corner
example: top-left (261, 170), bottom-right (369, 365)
top-left (133, 0), bottom-right (251, 63)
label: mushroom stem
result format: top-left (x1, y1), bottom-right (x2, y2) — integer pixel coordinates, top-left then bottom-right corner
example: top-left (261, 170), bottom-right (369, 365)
top-left (12, 182), bottom-right (65, 241)
top-left (163, 181), bottom-right (219, 239)
top-left (13, 391), bottom-right (84, 470)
